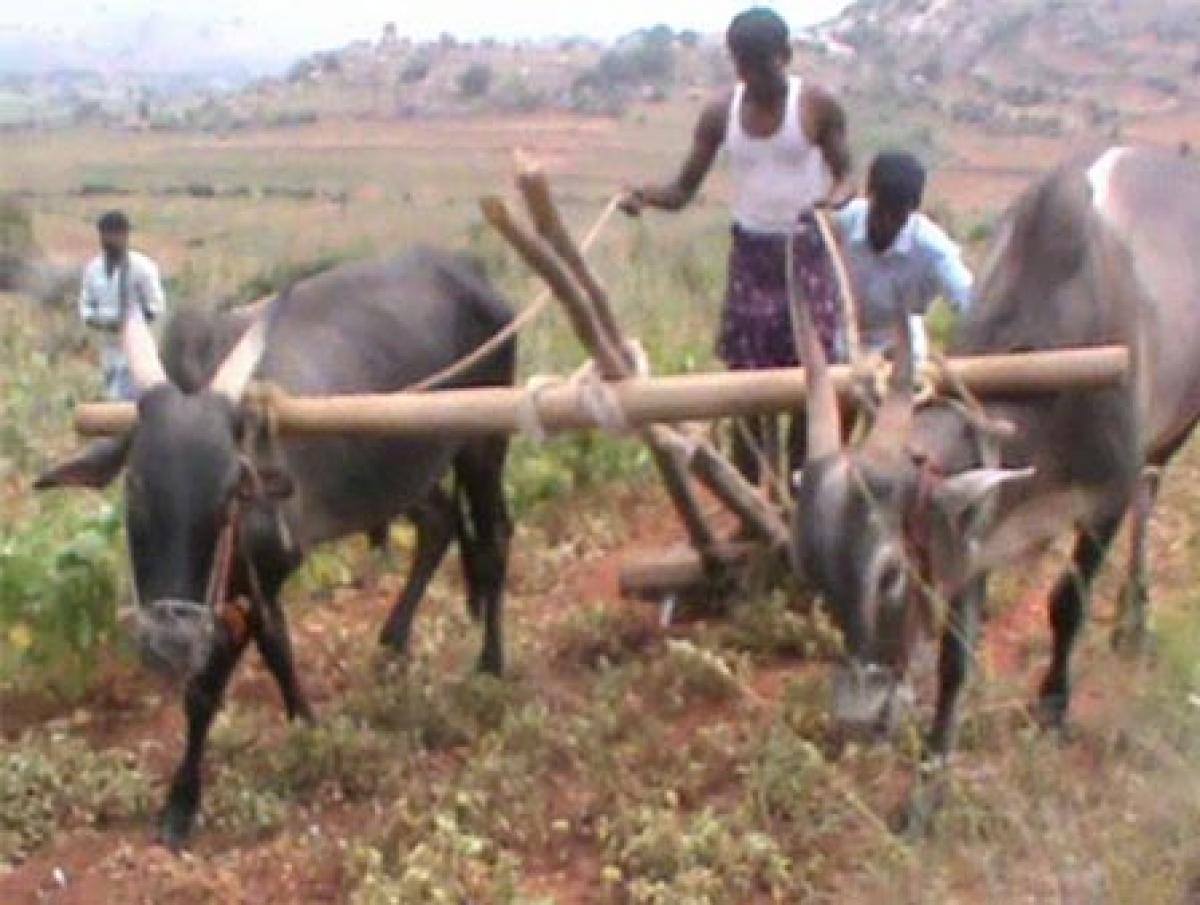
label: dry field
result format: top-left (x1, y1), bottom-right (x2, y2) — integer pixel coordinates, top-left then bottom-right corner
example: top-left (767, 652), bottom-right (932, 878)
top-left (3, 101), bottom-right (1200, 904)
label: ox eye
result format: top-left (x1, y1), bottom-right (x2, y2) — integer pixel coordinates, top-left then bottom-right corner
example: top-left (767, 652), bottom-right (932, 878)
top-left (878, 561), bottom-right (906, 602)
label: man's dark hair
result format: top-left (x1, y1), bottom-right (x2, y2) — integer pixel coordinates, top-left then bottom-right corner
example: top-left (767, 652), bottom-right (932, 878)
top-left (97, 210), bottom-right (130, 233)
top-left (727, 8), bottom-right (791, 64)
top-left (867, 152), bottom-right (927, 211)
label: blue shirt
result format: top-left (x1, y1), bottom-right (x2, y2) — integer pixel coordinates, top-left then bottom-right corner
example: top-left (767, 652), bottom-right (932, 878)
top-left (834, 198), bottom-right (973, 352)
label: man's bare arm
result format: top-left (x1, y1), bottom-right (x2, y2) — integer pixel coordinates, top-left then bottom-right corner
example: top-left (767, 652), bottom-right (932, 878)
top-left (622, 98), bottom-right (727, 215)
top-left (802, 84), bottom-right (854, 206)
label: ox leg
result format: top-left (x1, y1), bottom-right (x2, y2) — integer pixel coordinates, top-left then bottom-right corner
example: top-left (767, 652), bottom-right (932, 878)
top-left (456, 440), bottom-right (512, 676)
top-left (902, 578), bottom-right (985, 837)
top-left (1038, 518), bottom-right (1121, 727)
top-left (160, 632), bottom-right (248, 850)
top-left (252, 593), bottom-right (313, 723)
top-left (927, 577), bottom-right (986, 757)
top-left (378, 486), bottom-right (456, 655)
top-left (1113, 467), bottom-right (1163, 655)
top-left (237, 521), bottom-right (310, 721)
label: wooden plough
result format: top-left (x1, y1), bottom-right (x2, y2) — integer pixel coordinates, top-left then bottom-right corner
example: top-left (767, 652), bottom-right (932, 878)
top-left (73, 162), bottom-right (1131, 603)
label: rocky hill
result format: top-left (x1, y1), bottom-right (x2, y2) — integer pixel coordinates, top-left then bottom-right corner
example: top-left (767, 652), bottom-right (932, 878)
top-left (809, 0), bottom-right (1200, 140)
top-left (7, 1), bottom-right (1200, 143)
top-left (215, 0), bottom-right (1200, 144)
top-left (170, 24), bottom-right (732, 132)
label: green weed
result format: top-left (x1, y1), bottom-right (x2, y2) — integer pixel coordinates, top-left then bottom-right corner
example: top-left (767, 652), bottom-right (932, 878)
top-left (0, 732), bottom-right (152, 864)
top-left (506, 435), bottom-right (651, 518)
top-left (345, 662), bottom-right (529, 751)
top-left (602, 797), bottom-right (793, 904)
top-left (0, 498), bottom-right (124, 698)
top-left (724, 591), bottom-right (843, 661)
top-left (202, 765), bottom-right (290, 840)
top-left (555, 600), bottom-right (656, 670)
top-left (646, 640), bottom-right (746, 715)
top-left (347, 809), bottom-right (542, 905)
top-left (266, 715), bottom-right (400, 801)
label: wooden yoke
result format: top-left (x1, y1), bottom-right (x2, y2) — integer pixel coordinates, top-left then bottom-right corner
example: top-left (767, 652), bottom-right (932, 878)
top-left (484, 159), bottom-right (792, 557)
top-left (502, 161), bottom-right (719, 563)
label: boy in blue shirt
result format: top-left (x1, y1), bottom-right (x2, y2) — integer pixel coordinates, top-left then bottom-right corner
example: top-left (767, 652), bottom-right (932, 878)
top-left (834, 151), bottom-right (974, 363)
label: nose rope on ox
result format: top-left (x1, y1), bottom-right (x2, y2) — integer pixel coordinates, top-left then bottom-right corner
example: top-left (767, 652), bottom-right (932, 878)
top-left (206, 496), bottom-right (250, 648)
top-left (135, 493), bottom-right (256, 678)
top-left (207, 383), bottom-right (299, 656)
top-left (903, 454), bottom-right (944, 642)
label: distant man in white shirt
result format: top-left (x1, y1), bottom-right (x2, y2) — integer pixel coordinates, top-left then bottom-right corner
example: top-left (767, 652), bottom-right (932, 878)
top-left (79, 210), bottom-right (166, 400)
top-left (833, 152), bottom-right (974, 363)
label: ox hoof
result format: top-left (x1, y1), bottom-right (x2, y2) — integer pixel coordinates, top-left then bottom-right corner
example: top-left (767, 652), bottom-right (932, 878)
top-left (293, 700), bottom-right (317, 725)
top-left (370, 648), bottom-right (412, 682)
top-left (1110, 623), bottom-right (1156, 659)
top-left (378, 623), bottom-right (412, 651)
top-left (1034, 690), bottom-right (1070, 732)
top-left (477, 652), bottom-right (504, 677)
top-left (158, 808), bottom-right (195, 853)
top-left (894, 771), bottom-right (948, 839)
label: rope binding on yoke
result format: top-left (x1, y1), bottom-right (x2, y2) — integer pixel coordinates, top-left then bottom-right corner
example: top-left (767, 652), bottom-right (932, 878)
top-left (516, 338), bottom-right (651, 442)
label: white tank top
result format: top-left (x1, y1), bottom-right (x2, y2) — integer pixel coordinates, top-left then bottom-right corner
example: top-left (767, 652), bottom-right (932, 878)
top-left (725, 76), bottom-right (833, 234)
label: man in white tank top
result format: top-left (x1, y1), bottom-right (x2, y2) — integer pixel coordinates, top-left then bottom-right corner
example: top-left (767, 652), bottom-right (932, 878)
top-left (621, 7), bottom-right (852, 493)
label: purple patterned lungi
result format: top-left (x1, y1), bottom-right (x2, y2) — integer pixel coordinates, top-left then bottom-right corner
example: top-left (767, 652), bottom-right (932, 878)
top-left (716, 214), bottom-right (844, 370)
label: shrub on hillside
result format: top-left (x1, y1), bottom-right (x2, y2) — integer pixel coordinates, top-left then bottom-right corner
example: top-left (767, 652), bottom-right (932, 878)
top-left (569, 25), bottom-right (678, 114)
top-left (494, 74), bottom-right (547, 113)
top-left (1146, 75), bottom-right (1180, 97)
top-left (594, 27), bottom-right (676, 88)
top-left (999, 83), bottom-right (1048, 108)
top-left (266, 109), bottom-right (319, 128)
top-left (399, 55), bottom-right (433, 85)
top-left (457, 63), bottom-right (494, 99)
top-left (568, 75), bottom-right (628, 116)
top-left (286, 58), bottom-right (317, 84)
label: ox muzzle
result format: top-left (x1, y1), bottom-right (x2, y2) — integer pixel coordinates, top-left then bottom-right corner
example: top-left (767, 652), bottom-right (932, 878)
top-left (135, 598), bottom-right (216, 679)
top-left (832, 661), bottom-right (914, 739)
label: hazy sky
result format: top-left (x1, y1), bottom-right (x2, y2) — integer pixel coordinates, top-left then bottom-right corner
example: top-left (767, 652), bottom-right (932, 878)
top-left (3, 1), bottom-right (851, 52)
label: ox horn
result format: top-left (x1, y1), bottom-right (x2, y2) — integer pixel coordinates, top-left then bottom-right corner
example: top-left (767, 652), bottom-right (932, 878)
top-left (122, 304), bottom-right (168, 392)
top-left (789, 235), bottom-right (841, 461)
top-left (865, 300), bottom-right (915, 454)
top-left (208, 308), bottom-right (271, 403)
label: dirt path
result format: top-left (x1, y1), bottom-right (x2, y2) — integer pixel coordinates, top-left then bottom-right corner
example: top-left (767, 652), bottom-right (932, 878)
top-left (4, 441), bottom-right (1199, 904)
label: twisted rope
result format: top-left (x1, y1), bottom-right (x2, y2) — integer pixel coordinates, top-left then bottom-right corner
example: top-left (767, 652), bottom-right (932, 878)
top-left (407, 194), bottom-right (623, 394)
top-left (516, 339), bottom-right (650, 442)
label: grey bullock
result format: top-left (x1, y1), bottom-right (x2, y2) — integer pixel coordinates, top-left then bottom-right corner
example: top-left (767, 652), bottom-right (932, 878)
top-left (793, 147), bottom-right (1200, 781)
top-left (35, 249), bottom-right (516, 847)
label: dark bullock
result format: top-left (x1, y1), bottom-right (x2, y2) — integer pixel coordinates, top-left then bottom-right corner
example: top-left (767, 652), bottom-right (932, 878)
top-left (36, 249), bottom-right (516, 847)
top-left (793, 147), bottom-right (1200, 797)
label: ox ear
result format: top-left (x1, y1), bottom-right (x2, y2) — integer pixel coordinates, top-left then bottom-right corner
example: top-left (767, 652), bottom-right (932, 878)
top-left (33, 436), bottom-right (131, 491)
top-left (968, 488), bottom-right (1094, 579)
top-left (933, 467), bottom-right (1036, 521)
